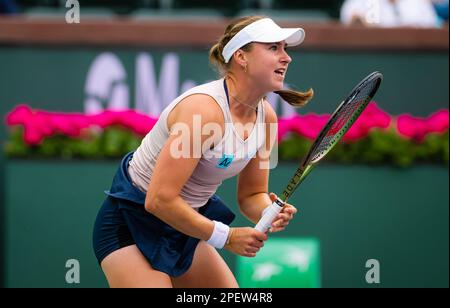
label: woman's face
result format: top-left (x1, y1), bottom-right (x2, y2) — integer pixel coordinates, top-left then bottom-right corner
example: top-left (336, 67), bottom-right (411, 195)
top-left (245, 41), bottom-right (292, 92)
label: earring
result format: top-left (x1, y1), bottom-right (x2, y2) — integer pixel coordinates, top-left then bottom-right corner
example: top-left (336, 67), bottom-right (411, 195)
top-left (243, 64), bottom-right (247, 73)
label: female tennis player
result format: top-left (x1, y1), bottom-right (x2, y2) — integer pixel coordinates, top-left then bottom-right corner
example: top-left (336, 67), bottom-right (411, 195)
top-left (93, 15), bottom-right (313, 288)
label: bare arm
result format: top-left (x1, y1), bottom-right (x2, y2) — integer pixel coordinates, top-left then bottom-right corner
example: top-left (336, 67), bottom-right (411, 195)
top-left (237, 102), bottom-right (298, 233)
top-left (145, 94), bottom-right (224, 241)
top-left (237, 100), bottom-right (278, 224)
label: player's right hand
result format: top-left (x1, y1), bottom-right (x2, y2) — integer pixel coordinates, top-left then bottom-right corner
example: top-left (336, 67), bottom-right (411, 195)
top-left (224, 227), bottom-right (267, 257)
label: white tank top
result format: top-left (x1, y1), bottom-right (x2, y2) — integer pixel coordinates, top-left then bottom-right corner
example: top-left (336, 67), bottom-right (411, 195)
top-left (128, 78), bottom-right (266, 208)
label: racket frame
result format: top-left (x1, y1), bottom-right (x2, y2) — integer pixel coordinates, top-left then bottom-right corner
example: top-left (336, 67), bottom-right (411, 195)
top-left (254, 72), bottom-right (383, 232)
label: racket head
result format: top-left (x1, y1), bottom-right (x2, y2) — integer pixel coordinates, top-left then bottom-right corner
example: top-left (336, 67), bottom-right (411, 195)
top-left (303, 71), bottom-right (383, 165)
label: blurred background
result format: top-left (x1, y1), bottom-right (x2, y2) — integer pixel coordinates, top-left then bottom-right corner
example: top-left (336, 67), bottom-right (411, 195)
top-left (0, 0), bottom-right (448, 288)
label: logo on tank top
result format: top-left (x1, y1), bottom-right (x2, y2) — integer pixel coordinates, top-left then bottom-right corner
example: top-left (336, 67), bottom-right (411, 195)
top-left (216, 154), bottom-right (234, 169)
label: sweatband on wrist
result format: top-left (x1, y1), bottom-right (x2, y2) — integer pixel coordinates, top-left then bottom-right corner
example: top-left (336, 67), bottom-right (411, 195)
top-left (206, 220), bottom-right (230, 249)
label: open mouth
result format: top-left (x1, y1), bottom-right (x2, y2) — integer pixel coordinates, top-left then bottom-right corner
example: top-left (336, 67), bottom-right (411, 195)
top-left (274, 68), bottom-right (286, 77)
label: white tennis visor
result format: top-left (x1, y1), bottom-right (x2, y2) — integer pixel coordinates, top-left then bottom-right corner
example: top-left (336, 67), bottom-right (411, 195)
top-left (222, 18), bottom-right (306, 63)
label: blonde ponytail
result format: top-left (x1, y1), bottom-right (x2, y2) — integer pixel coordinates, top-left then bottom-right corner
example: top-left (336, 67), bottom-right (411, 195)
top-left (274, 88), bottom-right (314, 108)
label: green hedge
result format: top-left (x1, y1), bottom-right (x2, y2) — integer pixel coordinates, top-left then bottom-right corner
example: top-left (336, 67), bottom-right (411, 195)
top-left (4, 126), bottom-right (449, 167)
top-left (279, 129), bottom-right (449, 167)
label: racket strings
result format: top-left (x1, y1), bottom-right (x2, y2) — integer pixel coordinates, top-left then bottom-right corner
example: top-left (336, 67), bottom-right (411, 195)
top-left (310, 78), bottom-right (380, 162)
top-left (312, 100), bottom-right (362, 160)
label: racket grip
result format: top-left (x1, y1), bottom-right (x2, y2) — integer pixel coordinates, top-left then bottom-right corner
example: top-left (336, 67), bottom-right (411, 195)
top-left (254, 198), bottom-right (284, 233)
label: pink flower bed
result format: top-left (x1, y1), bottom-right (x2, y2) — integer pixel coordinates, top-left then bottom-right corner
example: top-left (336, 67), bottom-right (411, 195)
top-left (5, 103), bottom-right (449, 146)
top-left (278, 103), bottom-right (392, 142)
top-left (397, 109), bottom-right (449, 142)
top-left (5, 105), bottom-right (157, 145)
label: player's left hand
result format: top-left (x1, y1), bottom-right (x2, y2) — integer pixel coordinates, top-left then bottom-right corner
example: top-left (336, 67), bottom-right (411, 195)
top-left (268, 192), bottom-right (297, 233)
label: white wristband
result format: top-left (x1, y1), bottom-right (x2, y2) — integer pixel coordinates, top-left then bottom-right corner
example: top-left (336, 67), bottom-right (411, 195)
top-left (206, 220), bottom-right (230, 249)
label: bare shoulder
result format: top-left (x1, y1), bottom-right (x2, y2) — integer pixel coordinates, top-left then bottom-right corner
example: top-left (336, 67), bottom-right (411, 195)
top-left (263, 99), bottom-right (278, 124)
top-left (167, 94), bottom-right (225, 129)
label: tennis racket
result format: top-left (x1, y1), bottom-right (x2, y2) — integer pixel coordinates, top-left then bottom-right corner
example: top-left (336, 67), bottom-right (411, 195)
top-left (255, 71), bottom-right (383, 232)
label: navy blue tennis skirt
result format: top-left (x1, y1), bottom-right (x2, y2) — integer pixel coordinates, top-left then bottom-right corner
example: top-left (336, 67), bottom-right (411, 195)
top-left (92, 152), bottom-right (235, 277)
